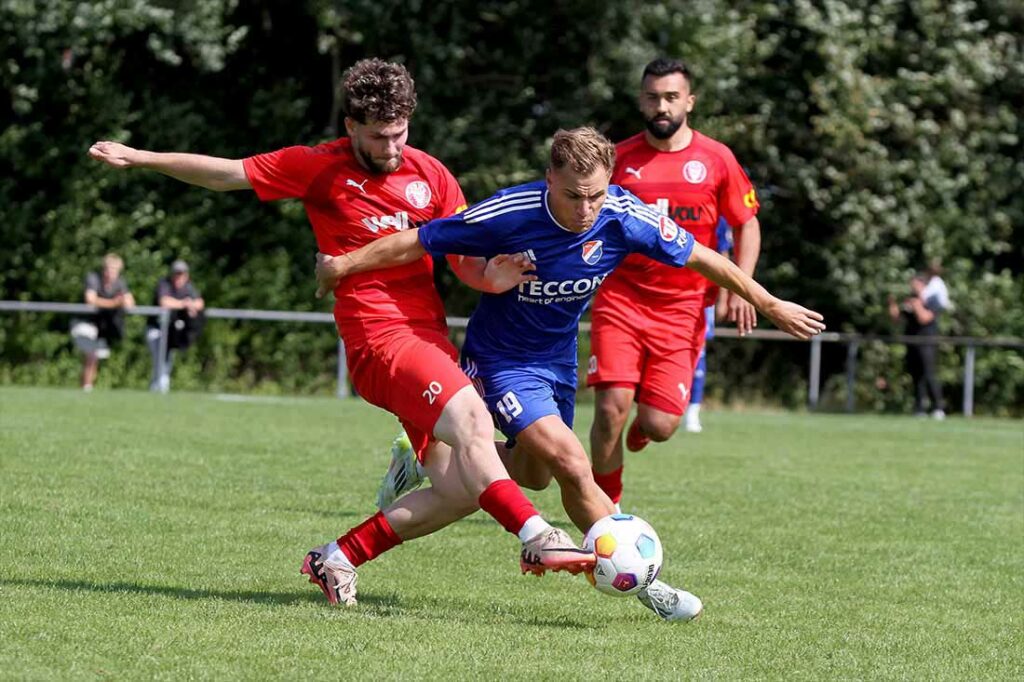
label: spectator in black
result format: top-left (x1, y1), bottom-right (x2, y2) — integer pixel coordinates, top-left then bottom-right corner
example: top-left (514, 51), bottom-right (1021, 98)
top-left (889, 273), bottom-right (946, 419)
top-left (71, 253), bottom-right (135, 391)
top-left (146, 259), bottom-right (205, 393)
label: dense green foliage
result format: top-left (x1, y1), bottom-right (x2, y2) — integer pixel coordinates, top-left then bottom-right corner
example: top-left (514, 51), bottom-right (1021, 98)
top-left (1, 0), bottom-right (1021, 412)
top-left (2, 387), bottom-right (1022, 678)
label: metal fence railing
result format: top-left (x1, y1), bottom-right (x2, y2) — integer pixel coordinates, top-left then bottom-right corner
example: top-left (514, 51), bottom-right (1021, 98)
top-left (2, 300), bottom-right (1021, 416)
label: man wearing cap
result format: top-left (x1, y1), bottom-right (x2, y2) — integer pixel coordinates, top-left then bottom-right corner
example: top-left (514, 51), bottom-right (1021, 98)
top-left (146, 259), bottom-right (205, 393)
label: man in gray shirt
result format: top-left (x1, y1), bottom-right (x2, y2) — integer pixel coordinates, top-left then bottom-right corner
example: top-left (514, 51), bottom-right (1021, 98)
top-left (71, 253), bottom-right (135, 391)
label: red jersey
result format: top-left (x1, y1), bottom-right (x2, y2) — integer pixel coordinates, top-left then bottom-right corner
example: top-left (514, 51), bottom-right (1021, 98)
top-left (602, 130), bottom-right (758, 302)
top-left (243, 139), bottom-right (467, 344)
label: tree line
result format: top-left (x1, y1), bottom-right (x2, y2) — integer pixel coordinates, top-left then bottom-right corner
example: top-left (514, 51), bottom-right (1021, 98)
top-left (1, 0), bottom-right (1020, 413)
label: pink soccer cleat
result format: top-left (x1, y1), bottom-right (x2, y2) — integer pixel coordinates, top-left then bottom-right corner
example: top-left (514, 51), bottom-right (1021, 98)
top-left (520, 527), bottom-right (596, 576)
top-left (301, 543), bottom-right (358, 606)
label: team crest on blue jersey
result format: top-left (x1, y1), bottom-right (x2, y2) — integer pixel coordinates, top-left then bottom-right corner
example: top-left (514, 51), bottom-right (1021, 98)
top-left (658, 215), bottom-right (679, 242)
top-left (582, 240), bottom-right (604, 265)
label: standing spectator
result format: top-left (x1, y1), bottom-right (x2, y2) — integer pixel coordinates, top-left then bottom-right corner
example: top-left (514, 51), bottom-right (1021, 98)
top-left (923, 259), bottom-right (952, 312)
top-left (71, 253), bottom-right (135, 391)
top-left (889, 273), bottom-right (946, 419)
top-left (146, 259), bottom-right (205, 393)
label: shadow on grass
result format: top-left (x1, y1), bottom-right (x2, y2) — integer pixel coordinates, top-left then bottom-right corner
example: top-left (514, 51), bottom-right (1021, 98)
top-left (275, 507), bottom-right (364, 520)
top-left (3, 578), bottom-right (594, 630)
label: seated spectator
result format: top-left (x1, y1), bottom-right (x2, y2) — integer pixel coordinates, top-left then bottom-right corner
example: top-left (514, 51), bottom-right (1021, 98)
top-left (146, 260), bottom-right (205, 393)
top-left (71, 253), bottom-right (135, 391)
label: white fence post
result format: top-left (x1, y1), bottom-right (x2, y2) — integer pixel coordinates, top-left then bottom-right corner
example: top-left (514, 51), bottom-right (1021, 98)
top-left (808, 335), bottom-right (822, 410)
top-left (963, 344), bottom-right (976, 418)
top-left (336, 338), bottom-right (349, 399)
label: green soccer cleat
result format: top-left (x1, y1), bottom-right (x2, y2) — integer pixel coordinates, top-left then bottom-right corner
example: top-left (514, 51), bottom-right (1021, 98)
top-left (375, 431), bottom-right (425, 510)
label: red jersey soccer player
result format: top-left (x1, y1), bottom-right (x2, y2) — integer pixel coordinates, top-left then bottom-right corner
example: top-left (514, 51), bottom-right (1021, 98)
top-left (89, 59), bottom-right (592, 606)
top-left (588, 58), bottom-right (763, 508)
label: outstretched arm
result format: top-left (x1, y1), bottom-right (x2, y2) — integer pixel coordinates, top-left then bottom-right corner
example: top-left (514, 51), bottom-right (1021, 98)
top-left (448, 254), bottom-right (537, 294)
top-left (89, 141), bottom-right (250, 192)
top-left (315, 229), bottom-right (427, 298)
top-left (686, 242), bottom-right (825, 340)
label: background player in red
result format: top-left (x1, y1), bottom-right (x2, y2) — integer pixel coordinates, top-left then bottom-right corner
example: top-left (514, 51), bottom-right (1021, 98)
top-left (89, 58), bottom-right (591, 606)
top-left (588, 58), bottom-right (763, 508)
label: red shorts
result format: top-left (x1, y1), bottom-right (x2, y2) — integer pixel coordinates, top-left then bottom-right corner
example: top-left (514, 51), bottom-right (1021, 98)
top-left (346, 325), bottom-right (471, 463)
top-left (587, 286), bottom-right (706, 415)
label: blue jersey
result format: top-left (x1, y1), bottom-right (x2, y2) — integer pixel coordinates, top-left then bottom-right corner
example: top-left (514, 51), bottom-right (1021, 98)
top-left (418, 181), bottom-right (695, 367)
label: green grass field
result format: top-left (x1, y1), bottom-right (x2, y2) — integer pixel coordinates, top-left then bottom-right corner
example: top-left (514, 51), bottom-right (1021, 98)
top-left (1, 386), bottom-right (1021, 680)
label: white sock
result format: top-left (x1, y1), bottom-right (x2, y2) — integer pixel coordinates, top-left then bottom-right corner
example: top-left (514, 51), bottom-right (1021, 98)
top-left (517, 515), bottom-right (551, 542)
top-left (324, 541), bottom-right (355, 569)
top-left (687, 403), bottom-right (701, 418)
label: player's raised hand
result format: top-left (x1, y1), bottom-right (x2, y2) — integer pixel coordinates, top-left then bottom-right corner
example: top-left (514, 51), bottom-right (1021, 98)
top-left (764, 300), bottom-right (826, 340)
top-left (482, 253), bottom-right (537, 293)
top-left (726, 293), bottom-right (758, 336)
top-left (88, 141), bottom-right (140, 168)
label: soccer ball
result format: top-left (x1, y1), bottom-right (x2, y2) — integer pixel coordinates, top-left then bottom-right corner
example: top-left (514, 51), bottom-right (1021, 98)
top-left (583, 513), bottom-right (663, 597)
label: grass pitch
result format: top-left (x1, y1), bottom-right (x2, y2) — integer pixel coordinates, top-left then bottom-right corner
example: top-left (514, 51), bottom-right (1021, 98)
top-left (1, 386), bottom-right (1021, 680)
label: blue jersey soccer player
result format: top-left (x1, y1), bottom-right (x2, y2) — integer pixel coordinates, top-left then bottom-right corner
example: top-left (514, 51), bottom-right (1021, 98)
top-left (317, 127), bottom-right (825, 620)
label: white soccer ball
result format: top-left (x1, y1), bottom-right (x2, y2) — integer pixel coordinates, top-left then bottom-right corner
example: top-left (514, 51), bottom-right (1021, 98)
top-left (583, 513), bottom-right (664, 597)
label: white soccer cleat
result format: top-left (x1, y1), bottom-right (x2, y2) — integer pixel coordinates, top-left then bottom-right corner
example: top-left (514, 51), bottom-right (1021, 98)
top-left (637, 579), bottom-right (704, 622)
top-left (375, 431), bottom-right (424, 510)
top-left (301, 543), bottom-right (358, 606)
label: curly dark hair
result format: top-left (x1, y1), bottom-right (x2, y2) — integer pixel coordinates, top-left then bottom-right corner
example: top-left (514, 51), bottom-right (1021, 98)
top-left (341, 58), bottom-right (417, 124)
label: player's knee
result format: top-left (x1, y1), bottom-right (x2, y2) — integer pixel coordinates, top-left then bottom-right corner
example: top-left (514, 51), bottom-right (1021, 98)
top-left (545, 445), bottom-right (592, 489)
top-left (448, 395), bottom-right (495, 447)
top-left (638, 412), bottom-right (680, 442)
top-left (594, 395), bottom-right (630, 431)
top-left (516, 469), bottom-right (553, 491)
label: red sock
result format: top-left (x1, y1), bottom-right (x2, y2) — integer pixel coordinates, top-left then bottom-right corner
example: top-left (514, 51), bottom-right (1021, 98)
top-left (593, 466), bottom-right (623, 505)
top-left (478, 479), bottom-right (539, 535)
top-left (336, 511), bottom-right (402, 568)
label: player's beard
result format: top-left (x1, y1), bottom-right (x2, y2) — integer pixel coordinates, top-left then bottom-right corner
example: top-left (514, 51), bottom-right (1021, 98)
top-left (355, 145), bottom-right (403, 174)
top-left (645, 113), bottom-right (685, 140)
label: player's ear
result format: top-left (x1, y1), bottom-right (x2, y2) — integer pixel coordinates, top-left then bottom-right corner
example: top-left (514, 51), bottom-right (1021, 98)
top-left (343, 117), bottom-right (357, 137)
top-left (545, 167), bottom-right (553, 185)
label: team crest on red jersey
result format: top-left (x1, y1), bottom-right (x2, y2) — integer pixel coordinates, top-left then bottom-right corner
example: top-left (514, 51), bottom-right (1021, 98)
top-left (682, 160), bottom-right (707, 184)
top-left (658, 215), bottom-right (678, 242)
top-left (405, 181), bottom-right (432, 209)
top-left (582, 240), bottom-right (604, 265)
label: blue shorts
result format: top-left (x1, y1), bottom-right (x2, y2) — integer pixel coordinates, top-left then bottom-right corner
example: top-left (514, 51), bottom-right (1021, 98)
top-left (462, 354), bottom-right (577, 446)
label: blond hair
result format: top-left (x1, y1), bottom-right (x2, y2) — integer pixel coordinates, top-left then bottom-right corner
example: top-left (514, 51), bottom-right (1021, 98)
top-left (102, 253), bottom-right (123, 271)
top-left (549, 127), bottom-right (616, 176)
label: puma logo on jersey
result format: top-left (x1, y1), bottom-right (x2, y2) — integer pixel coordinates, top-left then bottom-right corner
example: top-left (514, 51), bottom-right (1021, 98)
top-left (625, 167), bottom-right (642, 180)
top-left (678, 382), bottom-right (689, 402)
top-left (362, 211), bottom-right (410, 233)
top-left (346, 178), bottom-right (368, 194)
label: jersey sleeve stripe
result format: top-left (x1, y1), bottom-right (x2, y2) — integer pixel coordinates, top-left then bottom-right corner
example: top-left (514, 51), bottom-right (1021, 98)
top-left (604, 195), bottom-right (662, 222)
top-left (464, 201), bottom-right (543, 224)
top-left (463, 190), bottom-right (544, 219)
top-left (602, 201), bottom-right (661, 229)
